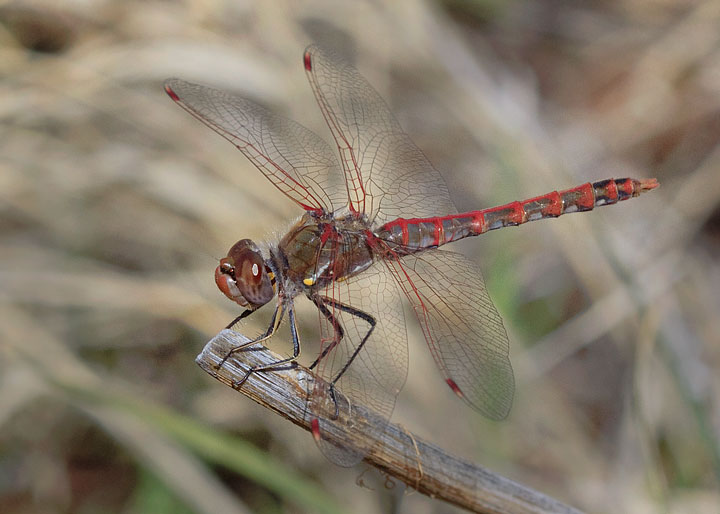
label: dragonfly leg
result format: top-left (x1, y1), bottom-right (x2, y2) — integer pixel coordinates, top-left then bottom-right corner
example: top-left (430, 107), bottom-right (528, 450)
top-left (309, 295), bottom-right (376, 419)
top-left (225, 308), bottom-right (254, 330)
top-left (231, 304), bottom-right (301, 389)
top-left (218, 302), bottom-right (285, 370)
top-left (308, 297), bottom-right (344, 370)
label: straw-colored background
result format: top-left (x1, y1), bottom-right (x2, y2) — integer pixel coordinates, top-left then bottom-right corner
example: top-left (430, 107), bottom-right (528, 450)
top-left (2, 1), bottom-right (719, 513)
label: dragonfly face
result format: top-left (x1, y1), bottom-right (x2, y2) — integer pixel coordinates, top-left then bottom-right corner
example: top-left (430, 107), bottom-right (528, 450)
top-left (215, 239), bottom-right (275, 309)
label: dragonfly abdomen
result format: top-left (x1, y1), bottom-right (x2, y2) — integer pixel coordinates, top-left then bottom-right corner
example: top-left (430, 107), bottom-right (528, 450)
top-left (377, 177), bottom-right (658, 252)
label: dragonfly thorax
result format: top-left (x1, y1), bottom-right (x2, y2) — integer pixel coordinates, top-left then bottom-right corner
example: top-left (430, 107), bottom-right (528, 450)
top-left (278, 213), bottom-right (374, 291)
top-left (215, 239), bottom-right (276, 309)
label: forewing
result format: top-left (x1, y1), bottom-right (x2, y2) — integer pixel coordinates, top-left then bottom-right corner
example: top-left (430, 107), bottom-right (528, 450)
top-left (384, 249), bottom-right (514, 420)
top-left (303, 45), bottom-right (457, 224)
top-left (165, 78), bottom-right (346, 212)
top-left (308, 260), bottom-right (408, 467)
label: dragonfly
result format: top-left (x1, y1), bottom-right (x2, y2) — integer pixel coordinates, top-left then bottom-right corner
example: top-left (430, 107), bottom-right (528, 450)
top-left (165, 45), bottom-right (658, 467)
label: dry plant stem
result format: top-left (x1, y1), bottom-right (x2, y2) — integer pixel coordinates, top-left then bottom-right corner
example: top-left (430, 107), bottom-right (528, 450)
top-left (196, 330), bottom-right (582, 514)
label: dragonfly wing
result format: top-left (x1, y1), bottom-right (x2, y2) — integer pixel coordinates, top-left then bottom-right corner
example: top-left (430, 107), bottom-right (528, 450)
top-left (303, 45), bottom-right (457, 224)
top-left (165, 78), bottom-right (345, 212)
top-left (384, 249), bottom-right (514, 420)
top-left (307, 255), bottom-right (408, 466)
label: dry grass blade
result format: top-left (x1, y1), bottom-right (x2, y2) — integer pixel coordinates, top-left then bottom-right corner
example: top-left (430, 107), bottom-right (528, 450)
top-left (4, 0), bottom-right (720, 511)
top-left (0, 307), bottom-right (252, 514)
top-left (196, 330), bottom-right (583, 514)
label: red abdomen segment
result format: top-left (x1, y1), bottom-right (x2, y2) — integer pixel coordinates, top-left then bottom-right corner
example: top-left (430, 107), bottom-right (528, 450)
top-left (376, 177), bottom-right (658, 252)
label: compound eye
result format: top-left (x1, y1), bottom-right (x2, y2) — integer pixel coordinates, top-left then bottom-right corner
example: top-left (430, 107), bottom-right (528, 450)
top-left (239, 254), bottom-right (262, 283)
top-left (219, 261), bottom-right (234, 276)
top-left (222, 239), bottom-right (274, 308)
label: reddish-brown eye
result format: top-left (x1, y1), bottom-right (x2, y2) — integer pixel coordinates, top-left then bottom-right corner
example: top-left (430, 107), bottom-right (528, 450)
top-left (240, 253), bottom-right (264, 285)
top-left (217, 239), bottom-right (275, 309)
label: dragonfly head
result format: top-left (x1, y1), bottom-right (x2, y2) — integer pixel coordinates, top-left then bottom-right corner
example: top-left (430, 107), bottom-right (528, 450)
top-left (215, 239), bottom-right (275, 309)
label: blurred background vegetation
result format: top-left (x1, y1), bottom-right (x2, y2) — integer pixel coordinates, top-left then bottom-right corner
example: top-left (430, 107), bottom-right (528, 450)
top-left (1, 0), bottom-right (719, 513)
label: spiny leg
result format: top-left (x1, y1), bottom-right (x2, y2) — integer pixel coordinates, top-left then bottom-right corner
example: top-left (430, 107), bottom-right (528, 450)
top-left (231, 304), bottom-right (302, 389)
top-left (225, 308), bottom-right (254, 330)
top-left (218, 303), bottom-right (284, 370)
top-left (309, 295), bottom-right (376, 419)
top-left (308, 296), bottom-right (344, 370)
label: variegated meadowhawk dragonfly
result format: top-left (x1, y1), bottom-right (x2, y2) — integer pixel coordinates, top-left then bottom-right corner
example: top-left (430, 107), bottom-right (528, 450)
top-left (165, 46), bottom-right (657, 467)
